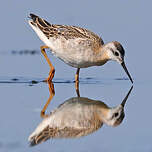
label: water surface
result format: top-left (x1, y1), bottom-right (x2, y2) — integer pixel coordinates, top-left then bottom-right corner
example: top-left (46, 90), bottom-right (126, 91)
top-left (0, 0), bottom-right (152, 151)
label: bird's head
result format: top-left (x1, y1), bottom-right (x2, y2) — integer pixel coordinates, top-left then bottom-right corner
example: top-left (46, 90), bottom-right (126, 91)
top-left (103, 41), bottom-right (133, 83)
top-left (102, 86), bottom-right (133, 127)
top-left (105, 105), bottom-right (125, 127)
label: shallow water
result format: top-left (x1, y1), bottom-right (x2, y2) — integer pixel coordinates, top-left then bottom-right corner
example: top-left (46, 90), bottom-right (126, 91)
top-left (0, 0), bottom-right (152, 151)
top-left (0, 51), bottom-right (151, 152)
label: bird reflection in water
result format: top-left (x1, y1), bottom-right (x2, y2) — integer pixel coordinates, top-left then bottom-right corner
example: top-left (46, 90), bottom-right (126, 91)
top-left (28, 83), bottom-right (133, 146)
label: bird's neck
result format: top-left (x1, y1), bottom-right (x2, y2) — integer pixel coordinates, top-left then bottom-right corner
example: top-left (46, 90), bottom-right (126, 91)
top-left (95, 47), bottom-right (110, 66)
top-left (95, 103), bottom-right (110, 122)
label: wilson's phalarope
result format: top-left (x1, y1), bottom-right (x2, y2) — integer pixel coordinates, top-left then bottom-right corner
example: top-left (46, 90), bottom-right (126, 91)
top-left (28, 14), bottom-right (133, 83)
top-left (28, 83), bottom-right (133, 146)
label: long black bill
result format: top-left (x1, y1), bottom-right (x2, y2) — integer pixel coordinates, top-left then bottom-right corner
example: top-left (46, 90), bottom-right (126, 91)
top-left (121, 86), bottom-right (133, 107)
top-left (121, 62), bottom-right (133, 83)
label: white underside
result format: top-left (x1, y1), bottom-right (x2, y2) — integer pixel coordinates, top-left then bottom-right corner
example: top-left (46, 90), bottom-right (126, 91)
top-left (28, 20), bottom-right (101, 68)
top-left (28, 97), bottom-right (102, 141)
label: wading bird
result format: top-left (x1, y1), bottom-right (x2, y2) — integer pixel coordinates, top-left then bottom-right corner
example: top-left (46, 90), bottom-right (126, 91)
top-left (28, 14), bottom-right (133, 83)
top-left (28, 84), bottom-right (133, 146)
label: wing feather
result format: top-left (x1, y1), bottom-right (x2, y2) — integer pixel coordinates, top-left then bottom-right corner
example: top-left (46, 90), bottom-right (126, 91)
top-left (29, 14), bottom-right (104, 49)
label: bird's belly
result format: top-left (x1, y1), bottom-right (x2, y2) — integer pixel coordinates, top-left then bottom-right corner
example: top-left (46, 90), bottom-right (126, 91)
top-left (58, 53), bottom-right (95, 68)
top-left (53, 49), bottom-right (96, 68)
top-left (49, 38), bottom-right (99, 68)
top-left (29, 26), bottom-right (105, 68)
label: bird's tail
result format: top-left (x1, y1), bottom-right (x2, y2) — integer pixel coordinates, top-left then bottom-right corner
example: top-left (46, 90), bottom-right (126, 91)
top-left (28, 131), bottom-right (50, 146)
top-left (28, 13), bottom-right (51, 27)
top-left (29, 13), bottom-right (38, 22)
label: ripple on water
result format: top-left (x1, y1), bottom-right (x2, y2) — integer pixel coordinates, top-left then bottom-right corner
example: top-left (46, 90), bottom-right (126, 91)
top-left (0, 76), bottom-right (130, 85)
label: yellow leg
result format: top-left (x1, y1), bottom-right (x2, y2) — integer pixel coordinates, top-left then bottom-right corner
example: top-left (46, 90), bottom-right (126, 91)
top-left (41, 82), bottom-right (55, 118)
top-left (75, 68), bottom-right (80, 82)
top-left (75, 81), bottom-right (80, 97)
top-left (75, 68), bottom-right (80, 97)
top-left (40, 45), bottom-right (55, 83)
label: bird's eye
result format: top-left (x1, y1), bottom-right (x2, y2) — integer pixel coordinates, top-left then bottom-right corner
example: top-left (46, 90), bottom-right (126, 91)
top-left (114, 51), bottom-right (119, 56)
top-left (114, 112), bottom-right (119, 117)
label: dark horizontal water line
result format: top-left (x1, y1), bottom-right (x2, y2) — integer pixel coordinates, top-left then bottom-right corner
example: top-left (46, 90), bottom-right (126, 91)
top-left (0, 50), bottom-right (40, 55)
top-left (0, 77), bottom-right (130, 85)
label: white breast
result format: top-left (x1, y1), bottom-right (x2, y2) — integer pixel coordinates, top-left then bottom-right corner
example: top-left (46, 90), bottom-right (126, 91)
top-left (29, 21), bottom-right (97, 68)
